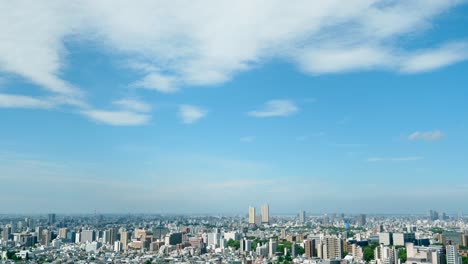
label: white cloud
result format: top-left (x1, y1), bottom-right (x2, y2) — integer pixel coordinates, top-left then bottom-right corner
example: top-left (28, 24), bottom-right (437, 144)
top-left (400, 42), bottom-right (468, 73)
top-left (249, 100), bottom-right (298, 117)
top-left (132, 73), bottom-right (178, 93)
top-left (367, 156), bottom-right (424, 162)
top-left (81, 110), bottom-right (150, 126)
top-left (178, 105), bottom-right (207, 124)
top-left (0, 93), bottom-right (54, 109)
top-left (113, 98), bottom-right (152, 113)
top-left (298, 46), bottom-right (393, 74)
top-left (0, 0), bottom-right (466, 97)
top-left (408, 130), bottom-right (445, 141)
top-left (0, 0), bottom-right (467, 127)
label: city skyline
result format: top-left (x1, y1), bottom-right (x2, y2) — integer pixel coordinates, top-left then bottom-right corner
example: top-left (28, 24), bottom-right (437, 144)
top-left (1, 1), bottom-right (468, 214)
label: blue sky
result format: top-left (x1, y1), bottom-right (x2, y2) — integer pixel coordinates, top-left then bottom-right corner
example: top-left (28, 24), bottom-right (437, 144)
top-left (0, 1), bottom-right (467, 214)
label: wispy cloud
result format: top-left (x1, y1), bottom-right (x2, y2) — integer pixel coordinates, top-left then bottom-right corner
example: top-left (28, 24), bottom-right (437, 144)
top-left (0, 93), bottom-right (54, 109)
top-left (0, 0), bottom-right (467, 126)
top-left (248, 100), bottom-right (298, 117)
top-left (113, 98), bottom-right (152, 113)
top-left (408, 130), bottom-right (445, 141)
top-left (178, 105), bottom-right (207, 124)
top-left (367, 156), bottom-right (424, 162)
top-left (400, 42), bottom-right (468, 73)
top-left (132, 73), bottom-right (178, 93)
top-left (81, 110), bottom-right (150, 126)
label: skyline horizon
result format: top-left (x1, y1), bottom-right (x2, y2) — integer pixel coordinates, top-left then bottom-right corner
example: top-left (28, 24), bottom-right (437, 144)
top-left (1, 1), bottom-right (467, 213)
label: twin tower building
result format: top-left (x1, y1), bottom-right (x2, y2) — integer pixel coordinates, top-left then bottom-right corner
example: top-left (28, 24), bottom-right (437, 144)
top-left (248, 204), bottom-right (269, 225)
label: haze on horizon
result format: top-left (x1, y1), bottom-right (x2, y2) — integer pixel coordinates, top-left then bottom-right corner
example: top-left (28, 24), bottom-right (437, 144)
top-left (0, 1), bottom-right (467, 214)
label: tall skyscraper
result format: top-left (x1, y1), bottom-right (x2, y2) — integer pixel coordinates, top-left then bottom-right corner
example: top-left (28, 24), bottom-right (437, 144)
top-left (269, 238), bottom-right (277, 257)
top-left (109, 228), bottom-right (117, 245)
top-left (304, 239), bottom-right (316, 258)
top-left (299, 210), bottom-right (306, 223)
top-left (120, 231), bottom-right (129, 251)
top-left (322, 236), bottom-right (343, 259)
top-left (81, 230), bottom-right (95, 243)
top-left (357, 214), bottom-right (366, 226)
top-left (261, 204), bottom-right (269, 224)
top-left (248, 206), bottom-right (256, 224)
top-left (446, 245), bottom-right (461, 264)
top-left (48, 214), bottom-right (56, 225)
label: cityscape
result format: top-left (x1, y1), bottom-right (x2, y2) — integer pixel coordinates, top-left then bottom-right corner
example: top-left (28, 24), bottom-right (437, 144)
top-left (1, 0), bottom-right (468, 263)
top-left (1, 208), bottom-right (468, 264)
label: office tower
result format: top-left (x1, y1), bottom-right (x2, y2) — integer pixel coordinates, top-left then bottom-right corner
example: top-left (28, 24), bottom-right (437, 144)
top-left (291, 242), bottom-right (297, 257)
top-left (2, 226), bottom-right (12, 241)
top-left (322, 236), bottom-right (343, 259)
top-left (240, 238), bottom-right (252, 253)
top-left (261, 204), bottom-right (269, 224)
top-left (281, 229), bottom-right (287, 239)
top-left (66, 230), bottom-right (76, 243)
top-left (248, 206), bottom-right (256, 224)
top-left (393, 233), bottom-right (416, 246)
top-left (114, 241), bottom-right (122, 252)
top-left (59, 228), bottom-right (68, 239)
top-left (165, 232), bottom-right (183, 245)
top-left (109, 228), bottom-right (117, 245)
top-left (443, 231), bottom-right (462, 245)
top-left (269, 238), bottom-right (277, 257)
top-left (305, 239), bottom-right (316, 258)
top-left (102, 230), bottom-right (110, 244)
top-left (357, 214), bottom-right (366, 226)
top-left (120, 231), bottom-right (128, 251)
top-left (379, 232), bottom-right (393, 246)
top-left (462, 234), bottom-right (468, 247)
top-left (48, 214), bottom-right (56, 225)
top-left (41, 229), bottom-right (51, 246)
top-left (299, 210), bottom-right (306, 224)
top-left (375, 245), bottom-right (399, 264)
top-left (208, 232), bottom-right (221, 246)
top-left (446, 245), bottom-right (461, 264)
top-left (81, 230), bottom-right (95, 243)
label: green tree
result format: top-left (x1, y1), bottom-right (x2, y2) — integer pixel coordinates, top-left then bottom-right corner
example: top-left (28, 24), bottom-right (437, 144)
top-left (227, 239), bottom-right (240, 250)
top-left (399, 248), bottom-right (407, 262)
top-left (363, 247), bottom-right (374, 262)
top-left (462, 256), bottom-right (468, 264)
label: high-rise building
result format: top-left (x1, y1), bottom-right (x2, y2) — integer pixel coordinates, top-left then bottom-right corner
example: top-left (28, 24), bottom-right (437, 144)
top-left (109, 228), bottom-right (117, 245)
top-left (41, 229), bottom-right (51, 246)
top-left (120, 231), bottom-right (129, 251)
top-left (291, 242), bottom-right (297, 257)
top-left (59, 228), bottom-right (68, 239)
top-left (357, 214), bottom-right (366, 226)
top-left (443, 231), bottom-right (462, 245)
top-left (393, 233), bottom-right (415, 246)
top-left (281, 229), bottom-right (287, 239)
top-left (379, 232), bottom-right (393, 246)
top-left (48, 214), bottom-right (56, 225)
top-left (269, 238), bottom-right (277, 257)
top-left (81, 230), bottom-right (95, 243)
top-left (322, 236), bottom-right (343, 259)
top-left (248, 206), bottom-right (256, 224)
top-left (446, 245), bottom-right (461, 264)
top-left (2, 226), bottom-right (12, 241)
top-left (114, 241), bottom-right (122, 252)
top-left (299, 210), bottom-right (306, 223)
top-left (304, 239), bottom-right (316, 258)
top-left (240, 238), bottom-right (252, 253)
top-left (261, 204), bottom-right (269, 224)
